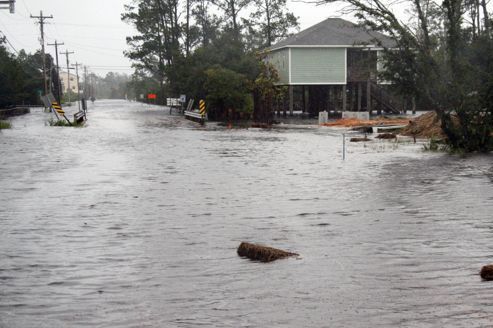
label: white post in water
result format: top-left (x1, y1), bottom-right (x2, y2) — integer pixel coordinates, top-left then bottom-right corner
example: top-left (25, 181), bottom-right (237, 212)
top-left (342, 133), bottom-right (346, 160)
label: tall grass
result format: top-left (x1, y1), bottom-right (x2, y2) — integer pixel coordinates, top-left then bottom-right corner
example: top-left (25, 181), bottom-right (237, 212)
top-left (47, 118), bottom-right (84, 127)
top-left (0, 120), bottom-right (11, 129)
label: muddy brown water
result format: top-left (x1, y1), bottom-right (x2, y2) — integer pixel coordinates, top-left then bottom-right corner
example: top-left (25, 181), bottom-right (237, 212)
top-left (1, 100), bottom-right (492, 327)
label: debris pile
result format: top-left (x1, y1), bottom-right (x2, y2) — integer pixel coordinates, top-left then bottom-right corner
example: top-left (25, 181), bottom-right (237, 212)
top-left (321, 117), bottom-right (409, 128)
top-left (400, 112), bottom-right (446, 139)
top-left (376, 133), bottom-right (397, 139)
top-left (237, 242), bottom-right (298, 262)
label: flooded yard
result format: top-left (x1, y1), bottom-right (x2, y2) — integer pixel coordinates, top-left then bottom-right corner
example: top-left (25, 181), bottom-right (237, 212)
top-left (1, 100), bottom-right (492, 327)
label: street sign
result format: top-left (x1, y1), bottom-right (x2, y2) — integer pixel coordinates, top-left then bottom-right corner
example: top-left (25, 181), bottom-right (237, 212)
top-left (179, 94), bottom-right (186, 103)
top-left (199, 99), bottom-right (206, 116)
top-left (148, 93), bottom-right (157, 100)
top-left (0, 0), bottom-right (15, 13)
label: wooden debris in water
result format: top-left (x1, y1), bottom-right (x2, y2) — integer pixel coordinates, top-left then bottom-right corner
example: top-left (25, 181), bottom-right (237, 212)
top-left (351, 126), bottom-right (373, 133)
top-left (480, 264), bottom-right (493, 280)
top-left (376, 133), bottom-right (397, 139)
top-left (350, 136), bottom-right (369, 142)
top-left (251, 122), bottom-right (272, 129)
top-left (237, 242), bottom-right (298, 262)
top-left (321, 117), bottom-right (409, 127)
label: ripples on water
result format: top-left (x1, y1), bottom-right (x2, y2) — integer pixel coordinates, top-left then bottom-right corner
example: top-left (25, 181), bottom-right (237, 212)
top-left (1, 100), bottom-right (492, 327)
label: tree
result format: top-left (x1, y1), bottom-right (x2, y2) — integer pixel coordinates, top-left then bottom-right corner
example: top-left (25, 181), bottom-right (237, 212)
top-left (210, 0), bottom-right (252, 39)
top-left (192, 0), bottom-right (221, 46)
top-left (252, 58), bottom-right (286, 123)
top-left (249, 0), bottom-right (299, 47)
top-left (123, 0), bottom-right (182, 100)
top-left (122, 0), bottom-right (296, 121)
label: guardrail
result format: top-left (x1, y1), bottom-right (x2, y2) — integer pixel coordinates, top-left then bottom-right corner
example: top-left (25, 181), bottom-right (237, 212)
top-left (184, 110), bottom-right (206, 125)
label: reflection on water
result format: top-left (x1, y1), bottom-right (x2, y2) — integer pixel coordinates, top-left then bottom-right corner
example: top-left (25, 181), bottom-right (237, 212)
top-left (1, 100), bottom-right (492, 327)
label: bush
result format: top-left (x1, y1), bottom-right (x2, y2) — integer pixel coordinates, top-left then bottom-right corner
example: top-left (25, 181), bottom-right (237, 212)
top-left (0, 120), bottom-right (11, 129)
top-left (204, 66), bottom-right (252, 121)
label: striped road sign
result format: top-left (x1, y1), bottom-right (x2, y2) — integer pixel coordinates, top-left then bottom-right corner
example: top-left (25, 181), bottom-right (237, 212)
top-left (52, 102), bottom-right (65, 114)
top-left (199, 99), bottom-right (206, 116)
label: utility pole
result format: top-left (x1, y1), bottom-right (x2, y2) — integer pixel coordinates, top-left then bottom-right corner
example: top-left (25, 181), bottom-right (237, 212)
top-left (72, 62), bottom-right (82, 112)
top-left (47, 40), bottom-right (64, 104)
top-left (30, 11), bottom-right (53, 99)
top-left (60, 49), bottom-right (74, 103)
top-left (83, 66), bottom-right (88, 100)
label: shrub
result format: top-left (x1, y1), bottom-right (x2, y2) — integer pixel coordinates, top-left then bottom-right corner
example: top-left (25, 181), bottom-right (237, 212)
top-left (203, 66), bottom-right (252, 121)
top-left (0, 120), bottom-right (11, 129)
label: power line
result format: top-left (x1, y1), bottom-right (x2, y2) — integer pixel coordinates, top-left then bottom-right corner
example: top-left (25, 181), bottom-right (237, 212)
top-left (89, 65), bottom-right (133, 68)
top-left (0, 14), bottom-right (27, 49)
top-left (20, 0), bottom-right (30, 15)
top-left (0, 30), bottom-right (18, 54)
top-left (53, 21), bottom-right (129, 30)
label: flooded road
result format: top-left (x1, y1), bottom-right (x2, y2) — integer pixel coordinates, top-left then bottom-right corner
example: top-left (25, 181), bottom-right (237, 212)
top-left (1, 100), bottom-right (492, 327)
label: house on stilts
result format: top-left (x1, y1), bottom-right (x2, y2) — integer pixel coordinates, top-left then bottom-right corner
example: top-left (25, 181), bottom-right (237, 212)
top-left (264, 18), bottom-right (407, 117)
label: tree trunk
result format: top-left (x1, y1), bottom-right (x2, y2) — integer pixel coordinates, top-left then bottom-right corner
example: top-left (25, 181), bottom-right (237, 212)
top-left (186, 0), bottom-right (191, 56)
top-left (231, 0), bottom-right (238, 36)
top-left (481, 0), bottom-right (490, 36)
top-left (265, 0), bottom-right (272, 46)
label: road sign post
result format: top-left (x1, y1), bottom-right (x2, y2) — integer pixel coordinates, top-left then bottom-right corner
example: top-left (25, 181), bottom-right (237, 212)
top-left (199, 99), bottom-right (206, 117)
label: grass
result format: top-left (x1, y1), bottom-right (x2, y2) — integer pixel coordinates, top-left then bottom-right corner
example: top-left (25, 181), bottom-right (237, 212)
top-left (0, 120), bottom-right (11, 129)
top-left (423, 137), bottom-right (450, 152)
top-left (47, 118), bottom-right (84, 127)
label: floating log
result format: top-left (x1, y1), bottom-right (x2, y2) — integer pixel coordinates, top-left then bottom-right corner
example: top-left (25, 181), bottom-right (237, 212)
top-left (480, 264), bottom-right (493, 280)
top-left (376, 133), bottom-right (397, 139)
top-left (351, 126), bottom-right (373, 133)
top-left (237, 242), bottom-right (298, 262)
top-left (250, 122), bottom-right (272, 129)
top-left (350, 136), bottom-right (369, 142)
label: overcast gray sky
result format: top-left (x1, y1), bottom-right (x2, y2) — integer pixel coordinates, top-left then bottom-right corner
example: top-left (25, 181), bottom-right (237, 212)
top-left (0, 0), bottom-right (347, 76)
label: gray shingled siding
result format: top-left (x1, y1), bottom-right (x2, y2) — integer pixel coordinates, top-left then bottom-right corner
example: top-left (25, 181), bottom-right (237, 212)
top-left (291, 48), bottom-right (346, 84)
top-left (266, 49), bottom-right (289, 84)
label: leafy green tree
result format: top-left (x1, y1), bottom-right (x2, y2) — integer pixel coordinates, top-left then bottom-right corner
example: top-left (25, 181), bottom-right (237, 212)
top-left (122, 0), bottom-right (296, 120)
top-left (0, 45), bottom-right (24, 107)
top-left (253, 58), bottom-right (286, 123)
top-left (123, 0), bottom-right (182, 101)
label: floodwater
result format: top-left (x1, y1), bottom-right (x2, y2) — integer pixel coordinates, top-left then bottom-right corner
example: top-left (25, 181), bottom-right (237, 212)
top-left (1, 100), bottom-right (492, 328)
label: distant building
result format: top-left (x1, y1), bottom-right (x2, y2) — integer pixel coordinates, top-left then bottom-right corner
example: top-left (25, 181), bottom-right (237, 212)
top-left (59, 71), bottom-right (79, 94)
